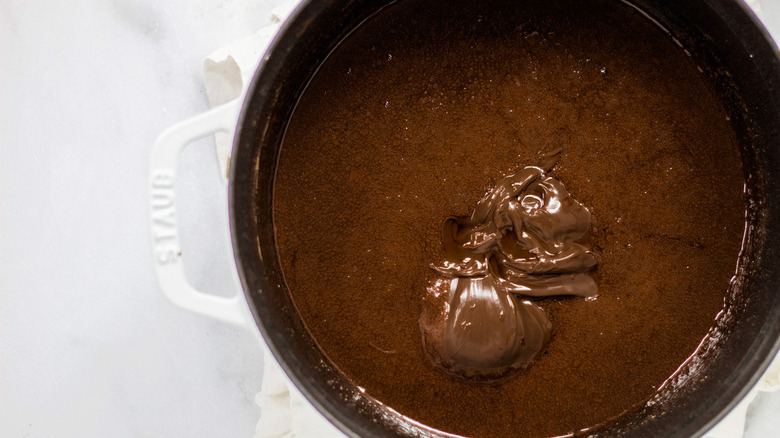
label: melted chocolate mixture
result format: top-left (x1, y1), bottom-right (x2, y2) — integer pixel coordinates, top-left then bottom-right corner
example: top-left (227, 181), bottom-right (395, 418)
top-left (272, 0), bottom-right (745, 436)
top-left (421, 154), bottom-right (597, 379)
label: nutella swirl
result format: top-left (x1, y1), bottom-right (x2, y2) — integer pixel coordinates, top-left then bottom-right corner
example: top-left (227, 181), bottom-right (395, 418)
top-left (420, 154), bottom-right (598, 379)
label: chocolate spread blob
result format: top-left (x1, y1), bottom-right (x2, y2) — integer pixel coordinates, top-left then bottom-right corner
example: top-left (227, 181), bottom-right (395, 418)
top-left (421, 154), bottom-right (597, 378)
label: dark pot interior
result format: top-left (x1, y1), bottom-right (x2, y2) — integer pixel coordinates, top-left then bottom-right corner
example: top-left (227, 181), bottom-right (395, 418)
top-left (229, 0), bottom-right (780, 436)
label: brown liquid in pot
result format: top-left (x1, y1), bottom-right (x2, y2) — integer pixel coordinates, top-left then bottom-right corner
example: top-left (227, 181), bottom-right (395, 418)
top-left (271, 0), bottom-right (746, 436)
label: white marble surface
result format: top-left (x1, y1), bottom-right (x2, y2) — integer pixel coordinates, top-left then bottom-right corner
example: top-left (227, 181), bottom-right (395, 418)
top-left (1, 1), bottom-right (779, 437)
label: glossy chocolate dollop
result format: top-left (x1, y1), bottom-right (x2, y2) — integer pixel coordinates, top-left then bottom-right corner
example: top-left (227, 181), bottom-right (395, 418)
top-left (421, 157), bottom-right (597, 379)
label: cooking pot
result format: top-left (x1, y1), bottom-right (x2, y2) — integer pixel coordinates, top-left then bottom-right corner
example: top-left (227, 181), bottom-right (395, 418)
top-left (149, 0), bottom-right (780, 436)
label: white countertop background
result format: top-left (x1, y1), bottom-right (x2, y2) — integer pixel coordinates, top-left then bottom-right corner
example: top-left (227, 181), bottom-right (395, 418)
top-left (1, 1), bottom-right (779, 437)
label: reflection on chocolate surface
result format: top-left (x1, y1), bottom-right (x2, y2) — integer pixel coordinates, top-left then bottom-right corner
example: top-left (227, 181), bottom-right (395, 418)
top-left (421, 154), bottom-right (597, 378)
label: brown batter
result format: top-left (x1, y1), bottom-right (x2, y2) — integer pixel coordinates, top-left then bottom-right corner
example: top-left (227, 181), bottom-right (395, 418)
top-left (271, 0), bottom-right (746, 436)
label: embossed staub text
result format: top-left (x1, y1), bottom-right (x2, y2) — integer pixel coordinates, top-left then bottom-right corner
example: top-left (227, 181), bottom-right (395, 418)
top-left (150, 169), bottom-right (178, 264)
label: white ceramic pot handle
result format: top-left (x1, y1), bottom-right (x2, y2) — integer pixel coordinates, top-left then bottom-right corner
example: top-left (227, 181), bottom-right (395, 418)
top-left (149, 102), bottom-right (249, 327)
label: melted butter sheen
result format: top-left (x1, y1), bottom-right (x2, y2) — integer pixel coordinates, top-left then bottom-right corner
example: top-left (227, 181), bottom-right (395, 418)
top-left (421, 156), bottom-right (597, 379)
top-left (273, 0), bottom-right (746, 434)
